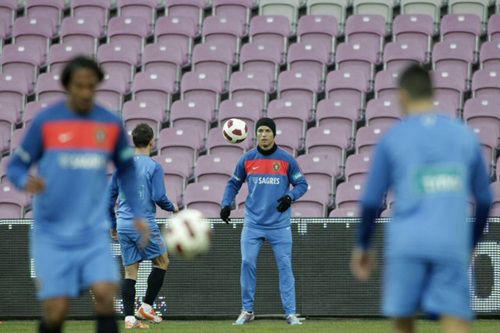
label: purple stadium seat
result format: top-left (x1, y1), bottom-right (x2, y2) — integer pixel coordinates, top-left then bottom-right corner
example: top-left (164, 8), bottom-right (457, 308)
top-left (297, 15), bottom-right (338, 64)
top-left (0, 156), bottom-right (12, 183)
top-left (274, 128), bottom-right (302, 156)
top-left (497, 158), bottom-right (500, 181)
top-left (383, 41), bottom-right (426, 72)
top-left (184, 182), bottom-right (226, 217)
top-left (491, 182), bottom-right (500, 212)
top-left (152, 154), bottom-right (192, 204)
top-left (447, 0), bottom-right (489, 25)
top-left (488, 14), bottom-right (500, 41)
top-left (98, 44), bottom-right (138, 89)
top-left (335, 42), bottom-right (378, 85)
top-left (164, 0), bottom-right (205, 36)
top-left (366, 96), bottom-right (403, 127)
top-left (13, 16), bottom-right (54, 62)
top-left (431, 70), bottom-right (466, 117)
top-left (118, 0), bottom-right (157, 29)
top-left (218, 99), bottom-right (261, 130)
top-left (432, 41), bottom-right (474, 85)
top-left (463, 96), bottom-right (500, 143)
top-left (329, 207), bottom-right (361, 218)
top-left (355, 125), bottom-right (392, 154)
top-left (158, 127), bottom-right (205, 167)
top-left (231, 207), bottom-right (246, 218)
top-left (0, 105), bottom-right (15, 153)
top-left (392, 14), bottom-right (435, 60)
top-left (259, 0), bottom-right (300, 34)
top-left (306, 0), bottom-right (348, 33)
top-left (268, 99), bottom-right (310, 140)
top-left (293, 186), bottom-right (329, 217)
top-left (1, 44), bottom-right (42, 92)
top-left (48, 43), bottom-right (89, 74)
top-left (60, 16), bottom-right (101, 56)
top-left (345, 14), bottom-right (387, 62)
top-left (181, 71), bottom-right (225, 112)
top-left (0, 183), bottom-right (27, 219)
top-left (0, 0), bottom-right (17, 39)
top-left (0, 73), bottom-right (29, 122)
top-left (206, 127), bottom-right (251, 159)
top-left (239, 42), bottom-right (281, 86)
top-left (25, 0), bottom-right (65, 33)
top-left (229, 70), bottom-right (273, 112)
top-left (472, 69), bottom-right (500, 99)
top-left (352, 0), bottom-right (394, 27)
top-left (212, 0), bottom-right (254, 35)
top-left (195, 154), bottom-right (239, 183)
top-left (202, 15), bottom-right (245, 61)
top-left (155, 16), bottom-right (198, 65)
top-left (10, 127), bottom-right (26, 154)
top-left (36, 73), bottom-right (66, 104)
top-left (249, 15), bottom-right (291, 64)
top-left (192, 43), bottom-right (234, 85)
top-left (305, 125), bottom-right (352, 167)
top-left (235, 184), bottom-right (248, 209)
top-left (122, 100), bottom-right (164, 138)
top-left (440, 14), bottom-right (481, 59)
top-left (316, 99), bottom-right (358, 140)
top-left (374, 70), bottom-right (400, 99)
top-left (71, 0), bottom-right (111, 34)
top-left (107, 16), bottom-right (149, 60)
top-left (325, 68), bottom-right (370, 120)
top-left (335, 181), bottom-right (364, 210)
top-left (287, 42), bottom-right (329, 86)
top-left (297, 154), bottom-right (340, 199)
top-left (278, 70), bottom-right (320, 112)
top-left (95, 73), bottom-right (127, 112)
top-left (479, 41), bottom-right (500, 70)
top-left (471, 127), bottom-right (498, 168)
top-left (23, 101), bottom-right (50, 127)
top-left (345, 153), bottom-right (372, 184)
top-left (142, 43), bottom-right (183, 87)
top-left (170, 100), bottom-right (213, 141)
top-left (133, 71), bottom-right (176, 113)
top-left (292, 206), bottom-right (325, 218)
top-left (399, 0), bottom-right (441, 27)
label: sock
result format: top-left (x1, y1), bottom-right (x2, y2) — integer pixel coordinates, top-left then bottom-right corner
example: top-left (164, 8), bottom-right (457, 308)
top-left (144, 267), bottom-right (166, 306)
top-left (39, 321), bottom-right (62, 333)
top-left (97, 314), bottom-right (118, 333)
top-left (122, 279), bottom-right (136, 317)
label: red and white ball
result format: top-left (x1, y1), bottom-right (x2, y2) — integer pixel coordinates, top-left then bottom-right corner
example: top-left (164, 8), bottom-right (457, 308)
top-left (222, 118), bottom-right (248, 144)
top-left (163, 209), bottom-right (212, 260)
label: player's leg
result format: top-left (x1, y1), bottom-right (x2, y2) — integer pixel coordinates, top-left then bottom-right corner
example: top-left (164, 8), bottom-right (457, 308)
top-left (393, 318), bottom-right (414, 333)
top-left (267, 226), bottom-right (300, 325)
top-left (39, 298), bottom-right (69, 333)
top-left (123, 262), bottom-right (140, 321)
top-left (234, 226), bottom-right (264, 325)
top-left (441, 316), bottom-right (470, 333)
top-left (91, 282), bottom-right (119, 333)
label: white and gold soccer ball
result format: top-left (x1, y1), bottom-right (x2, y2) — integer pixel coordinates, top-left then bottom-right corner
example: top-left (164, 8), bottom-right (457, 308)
top-left (222, 118), bottom-right (248, 144)
top-left (164, 209), bottom-right (212, 260)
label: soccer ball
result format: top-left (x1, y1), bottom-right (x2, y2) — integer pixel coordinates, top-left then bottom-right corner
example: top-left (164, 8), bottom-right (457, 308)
top-left (163, 209), bottom-right (212, 260)
top-left (222, 118), bottom-right (248, 144)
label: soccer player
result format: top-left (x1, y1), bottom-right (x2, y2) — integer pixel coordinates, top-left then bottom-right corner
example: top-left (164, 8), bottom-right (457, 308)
top-left (107, 123), bottom-right (179, 329)
top-left (7, 56), bottom-right (149, 333)
top-left (220, 117), bottom-right (308, 325)
top-left (351, 65), bottom-right (492, 333)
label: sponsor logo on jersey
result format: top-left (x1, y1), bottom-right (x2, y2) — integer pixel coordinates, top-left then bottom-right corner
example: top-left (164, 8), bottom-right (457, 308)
top-left (251, 176), bottom-right (281, 185)
top-left (413, 165), bottom-right (464, 194)
top-left (58, 153), bottom-right (107, 170)
top-left (292, 172), bottom-right (303, 180)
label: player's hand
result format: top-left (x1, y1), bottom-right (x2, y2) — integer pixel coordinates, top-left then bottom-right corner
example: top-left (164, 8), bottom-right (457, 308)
top-left (220, 206), bottom-right (231, 223)
top-left (350, 248), bottom-right (374, 281)
top-left (110, 228), bottom-right (118, 241)
top-left (134, 218), bottom-right (150, 249)
top-left (25, 176), bottom-right (46, 194)
top-left (277, 195), bottom-right (292, 212)
top-left (172, 203), bottom-right (179, 213)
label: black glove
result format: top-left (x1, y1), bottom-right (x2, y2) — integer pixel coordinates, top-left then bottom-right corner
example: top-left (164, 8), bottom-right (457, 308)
top-left (220, 206), bottom-right (231, 223)
top-left (277, 195), bottom-right (292, 213)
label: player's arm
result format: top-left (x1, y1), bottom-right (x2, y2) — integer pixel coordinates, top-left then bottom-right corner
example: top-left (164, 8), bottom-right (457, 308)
top-left (107, 171), bottom-right (119, 230)
top-left (151, 163), bottom-right (177, 212)
top-left (220, 158), bottom-right (247, 222)
top-left (7, 116), bottom-right (45, 192)
top-left (470, 141), bottom-right (492, 248)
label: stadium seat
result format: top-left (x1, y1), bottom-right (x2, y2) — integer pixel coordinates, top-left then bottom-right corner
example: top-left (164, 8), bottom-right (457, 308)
top-left (345, 153), bottom-right (372, 184)
top-left (488, 14), bottom-right (500, 41)
top-left (392, 14), bottom-right (435, 60)
top-left (206, 127), bottom-right (252, 159)
top-left (355, 125), bottom-right (392, 154)
top-left (12, 16), bottom-right (54, 62)
top-left (292, 206), bottom-right (325, 218)
top-left (195, 154), bottom-right (239, 183)
top-left (0, 107), bottom-right (15, 154)
top-left (383, 41), bottom-right (427, 72)
top-left (212, 0), bottom-right (253, 35)
top-left (154, 16), bottom-right (198, 65)
top-left (71, 0), bottom-right (111, 34)
top-left (345, 14), bottom-right (387, 62)
top-left (158, 127), bottom-right (205, 168)
top-left (316, 98), bottom-right (359, 141)
top-left (325, 68), bottom-right (370, 119)
top-left (1, 44), bottom-right (42, 92)
top-left (235, 184), bottom-right (248, 209)
top-left (229, 70), bottom-right (273, 112)
top-left (329, 207), bottom-right (361, 218)
top-left (239, 42), bottom-right (281, 87)
top-left (440, 14), bottom-right (481, 60)
top-left (202, 15), bottom-right (245, 62)
top-left (60, 16), bottom-right (101, 56)
top-left (164, 0), bottom-right (205, 36)
top-left (431, 70), bottom-right (466, 117)
top-left (335, 42), bottom-right (378, 86)
top-left (268, 98), bottom-right (311, 140)
top-left (181, 70), bottom-right (225, 113)
top-left (97, 44), bottom-right (138, 88)
top-left (490, 182), bottom-right (500, 212)
top-left (399, 0), bottom-right (441, 27)
top-left (298, 153), bottom-right (340, 198)
top-left (48, 43), bottom-right (89, 74)
top-left (152, 154), bottom-right (192, 204)
top-left (365, 96), bottom-right (403, 127)
top-left (95, 73), bottom-right (127, 112)
top-left (432, 41), bottom-right (474, 87)
top-left (107, 16), bottom-right (149, 61)
top-left (23, 101), bottom-right (49, 127)
top-left (184, 182), bottom-right (226, 217)
top-left (335, 181), bottom-right (365, 210)
top-left (122, 100), bottom-right (164, 138)
top-left (25, 0), bottom-right (65, 33)
top-left (259, 0), bottom-right (300, 34)
top-left (0, 182), bottom-right (26, 219)
top-left (0, 156), bottom-right (11, 183)
top-left (9, 128), bottom-right (26, 154)
top-left (133, 71), bottom-right (176, 113)
top-left (0, 73), bottom-right (29, 122)
top-left (471, 69), bottom-right (500, 99)
top-left (0, 0), bottom-right (18, 39)
top-left (192, 42), bottom-right (234, 86)
top-left (471, 127), bottom-right (498, 169)
top-left (142, 43), bottom-right (183, 88)
top-left (117, 0), bottom-right (157, 29)
top-left (374, 70), bottom-right (400, 99)
top-left (170, 100), bottom-right (214, 141)
top-left (277, 70), bottom-right (320, 112)
top-left (274, 128), bottom-right (303, 157)
top-left (297, 15), bottom-right (338, 64)
top-left (231, 207), bottom-right (246, 218)
top-left (36, 72), bottom-right (66, 105)
top-left (305, 125), bottom-right (352, 167)
top-left (249, 15), bottom-right (291, 64)
top-left (352, 0), bottom-right (393, 29)
top-left (463, 97), bottom-right (500, 143)
top-left (293, 185), bottom-right (329, 217)
top-left (448, 0), bottom-right (489, 26)
top-left (479, 41), bottom-right (500, 70)
top-left (497, 158), bottom-right (500, 181)
top-left (218, 99), bottom-right (261, 130)
top-left (306, 0), bottom-right (348, 34)
top-left (287, 42), bottom-right (330, 87)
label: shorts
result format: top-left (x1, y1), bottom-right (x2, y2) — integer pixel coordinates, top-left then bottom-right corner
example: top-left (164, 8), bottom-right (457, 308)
top-left (31, 232), bottom-right (119, 300)
top-left (118, 228), bottom-right (166, 266)
top-left (383, 257), bottom-right (473, 321)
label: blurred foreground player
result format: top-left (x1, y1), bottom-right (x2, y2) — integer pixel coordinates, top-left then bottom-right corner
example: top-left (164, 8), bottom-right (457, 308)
top-left (7, 56), bottom-right (149, 333)
top-left (351, 65), bottom-right (492, 333)
top-left (107, 123), bottom-right (179, 329)
top-left (220, 118), bottom-right (308, 325)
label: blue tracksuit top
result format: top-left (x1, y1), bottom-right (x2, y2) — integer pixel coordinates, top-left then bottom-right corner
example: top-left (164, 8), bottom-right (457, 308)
top-left (222, 145), bottom-right (308, 229)
top-left (107, 155), bottom-right (176, 232)
top-left (7, 100), bottom-right (143, 245)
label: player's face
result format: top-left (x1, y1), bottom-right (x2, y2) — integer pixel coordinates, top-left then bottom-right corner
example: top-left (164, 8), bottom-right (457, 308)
top-left (67, 68), bottom-right (99, 114)
top-left (257, 126), bottom-right (275, 150)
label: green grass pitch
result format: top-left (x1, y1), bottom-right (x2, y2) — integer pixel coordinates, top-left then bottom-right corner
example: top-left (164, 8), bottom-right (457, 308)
top-left (0, 319), bottom-right (499, 332)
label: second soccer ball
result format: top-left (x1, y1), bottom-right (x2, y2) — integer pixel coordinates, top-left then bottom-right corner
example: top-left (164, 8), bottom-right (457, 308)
top-left (222, 118), bottom-right (248, 144)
